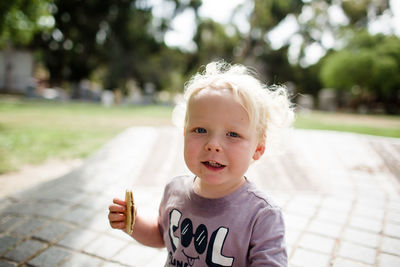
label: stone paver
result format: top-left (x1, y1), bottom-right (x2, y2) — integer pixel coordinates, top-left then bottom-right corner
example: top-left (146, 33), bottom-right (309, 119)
top-left (0, 259), bottom-right (17, 267)
top-left (349, 216), bottom-right (383, 233)
top-left (337, 241), bottom-right (377, 265)
top-left (3, 239), bottom-right (47, 263)
top-left (82, 234), bottom-right (127, 259)
top-left (384, 222), bottom-right (400, 238)
top-left (0, 235), bottom-right (19, 255)
top-left (10, 218), bottom-right (50, 238)
top-left (59, 252), bottom-right (104, 266)
top-left (57, 229), bottom-right (98, 250)
top-left (379, 253), bottom-right (400, 267)
top-left (33, 221), bottom-right (74, 243)
top-left (0, 127), bottom-right (399, 266)
top-left (380, 236), bottom-right (400, 256)
top-left (307, 219), bottom-right (343, 239)
top-left (331, 258), bottom-right (374, 267)
top-left (298, 233), bottom-right (336, 254)
top-left (290, 248), bottom-right (331, 267)
top-left (0, 215), bottom-right (22, 233)
top-left (342, 228), bottom-right (380, 248)
top-left (28, 246), bottom-right (72, 267)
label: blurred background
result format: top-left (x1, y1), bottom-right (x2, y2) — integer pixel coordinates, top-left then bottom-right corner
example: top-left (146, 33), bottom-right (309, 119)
top-left (0, 0), bottom-right (399, 179)
top-left (1, 2), bottom-right (400, 266)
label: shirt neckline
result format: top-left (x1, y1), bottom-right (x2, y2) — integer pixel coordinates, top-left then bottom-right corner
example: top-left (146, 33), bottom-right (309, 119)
top-left (188, 176), bottom-right (251, 208)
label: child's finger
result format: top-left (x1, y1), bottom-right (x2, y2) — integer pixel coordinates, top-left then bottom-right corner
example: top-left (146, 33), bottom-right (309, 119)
top-left (110, 221), bottom-right (126, 230)
top-left (113, 198), bottom-right (126, 206)
top-left (108, 197), bottom-right (130, 230)
top-left (109, 203), bottom-right (126, 213)
top-left (108, 212), bottom-right (125, 222)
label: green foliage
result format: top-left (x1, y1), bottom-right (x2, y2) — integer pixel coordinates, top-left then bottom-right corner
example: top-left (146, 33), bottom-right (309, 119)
top-left (372, 55), bottom-right (399, 96)
top-left (28, 0), bottom-right (198, 93)
top-left (192, 19), bottom-right (241, 67)
top-left (341, 0), bottom-right (388, 27)
top-left (239, 0), bottom-right (303, 61)
top-left (320, 49), bottom-right (373, 90)
top-left (133, 46), bottom-right (188, 93)
top-left (294, 63), bottom-right (322, 97)
top-left (1, 0), bottom-right (397, 113)
top-left (320, 31), bottom-right (400, 112)
top-left (251, 0), bottom-right (302, 31)
top-left (0, 0), bottom-right (53, 47)
top-left (261, 45), bottom-right (295, 84)
top-left (321, 32), bottom-right (400, 95)
top-left (341, 0), bottom-right (369, 25)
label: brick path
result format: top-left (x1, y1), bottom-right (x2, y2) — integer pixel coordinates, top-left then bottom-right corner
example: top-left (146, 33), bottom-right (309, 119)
top-left (0, 127), bottom-right (399, 267)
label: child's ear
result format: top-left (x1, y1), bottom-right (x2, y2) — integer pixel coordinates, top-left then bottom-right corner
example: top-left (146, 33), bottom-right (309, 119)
top-left (252, 143), bottom-right (265, 160)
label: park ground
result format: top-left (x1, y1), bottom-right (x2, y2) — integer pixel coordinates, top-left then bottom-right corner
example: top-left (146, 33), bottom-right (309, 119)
top-left (0, 97), bottom-right (399, 196)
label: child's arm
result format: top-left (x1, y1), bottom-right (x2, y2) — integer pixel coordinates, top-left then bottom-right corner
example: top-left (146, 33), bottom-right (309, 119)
top-left (249, 208), bottom-right (287, 266)
top-left (108, 198), bottom-right (165, 248)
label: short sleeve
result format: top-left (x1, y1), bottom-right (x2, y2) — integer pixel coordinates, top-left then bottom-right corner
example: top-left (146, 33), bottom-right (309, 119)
top-left (248, 207), bottom-right (287, 266)
top-left (158, 181), bottom-right (171, 237)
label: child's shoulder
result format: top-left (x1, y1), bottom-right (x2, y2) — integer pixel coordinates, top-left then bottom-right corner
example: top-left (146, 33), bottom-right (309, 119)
top-left (243, 181), bottom-right (281, 211)
top-left (166, 175), bottom-right (192, 187)
top-left (163, 175), bottom-right (192, 195)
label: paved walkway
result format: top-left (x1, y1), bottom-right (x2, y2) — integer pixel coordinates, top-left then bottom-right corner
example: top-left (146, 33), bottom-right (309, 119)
top-left (0, 127), bottom-right (399, 267)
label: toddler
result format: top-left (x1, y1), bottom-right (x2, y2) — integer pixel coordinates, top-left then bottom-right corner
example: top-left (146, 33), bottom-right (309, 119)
top-left (108, 61), bottom-right (294, 266)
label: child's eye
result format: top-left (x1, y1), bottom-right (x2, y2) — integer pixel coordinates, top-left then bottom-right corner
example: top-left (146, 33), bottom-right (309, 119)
top-left (227, 132), bottom-right (239, 138)
top-left (194, 128), bottom-right (207, 134)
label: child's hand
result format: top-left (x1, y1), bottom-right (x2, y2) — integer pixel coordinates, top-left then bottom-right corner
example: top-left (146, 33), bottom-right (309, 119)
top-left (108, 198), bottom-right (127, 231)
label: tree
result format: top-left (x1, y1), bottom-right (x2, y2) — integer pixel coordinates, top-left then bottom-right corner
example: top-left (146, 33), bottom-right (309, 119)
top-left (100, 0), bottom-right (201, 93)
top-left (320, 31), bottom-right (400, 113)
top-left (341, 0), bottom-right (389, 27)
top-left (0, 0), bottom-right (53, 92)
top-left (303, 1), bottom-right (389, 49)
top-left (29, 0), bottom-right (201, 95)
top-left (0, 0), bottom-right (53, 47)
top-left (236, 0), bottom-right (303, 62)
top-left (189, 19), bottom-right (241, 71)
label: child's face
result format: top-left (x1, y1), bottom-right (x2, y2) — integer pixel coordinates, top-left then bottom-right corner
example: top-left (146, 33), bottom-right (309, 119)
top-left (184, 88), bottom-right (265, 196)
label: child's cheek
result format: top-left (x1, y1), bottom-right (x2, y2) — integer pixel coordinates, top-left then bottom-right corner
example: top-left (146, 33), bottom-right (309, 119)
top-left (184, 137), bottom-right (198, 165)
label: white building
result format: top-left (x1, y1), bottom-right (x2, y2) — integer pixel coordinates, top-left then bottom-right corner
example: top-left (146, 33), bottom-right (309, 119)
top-left (0, 50), bottom-right (34, 93)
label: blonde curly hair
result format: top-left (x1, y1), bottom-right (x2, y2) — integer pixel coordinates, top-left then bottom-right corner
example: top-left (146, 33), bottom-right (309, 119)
top-left (173, 61), bottom-right (294, 155)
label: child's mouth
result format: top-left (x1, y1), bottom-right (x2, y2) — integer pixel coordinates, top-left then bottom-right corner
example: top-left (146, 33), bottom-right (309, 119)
top-left (202, 160), bottom-right (226, 170)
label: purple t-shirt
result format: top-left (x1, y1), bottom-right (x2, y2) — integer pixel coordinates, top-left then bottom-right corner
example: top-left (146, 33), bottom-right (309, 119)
top-left (158, 175), bottom-right (287, 267)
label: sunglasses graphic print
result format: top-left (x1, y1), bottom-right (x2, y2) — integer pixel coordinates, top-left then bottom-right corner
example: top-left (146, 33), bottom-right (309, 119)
top-left (168, 209), bottom-right (234, 267)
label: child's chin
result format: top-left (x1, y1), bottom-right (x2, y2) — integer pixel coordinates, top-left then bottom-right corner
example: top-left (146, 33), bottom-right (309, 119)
top-left (197, 175), bottom-right (225, 185)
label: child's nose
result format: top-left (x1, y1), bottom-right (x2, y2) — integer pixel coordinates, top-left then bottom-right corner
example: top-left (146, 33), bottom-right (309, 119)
top-left (205, 138), bottom-right (221, 152)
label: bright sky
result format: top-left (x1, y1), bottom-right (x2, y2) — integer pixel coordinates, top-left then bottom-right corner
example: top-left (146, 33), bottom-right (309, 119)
top-left (156, 0), bottom-right (400, 66)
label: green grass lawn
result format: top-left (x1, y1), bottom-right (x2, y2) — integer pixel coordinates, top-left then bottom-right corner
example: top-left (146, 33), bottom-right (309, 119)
top-left (0, 97), bottom-right (399, 174)
top-left (0, 98), bottom-right (173, 174)
top-left (294, 111), bottom-right (400, 138)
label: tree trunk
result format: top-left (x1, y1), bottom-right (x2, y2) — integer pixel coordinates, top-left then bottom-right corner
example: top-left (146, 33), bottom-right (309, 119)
top-left (3, 42), bottom-right (14, 92)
